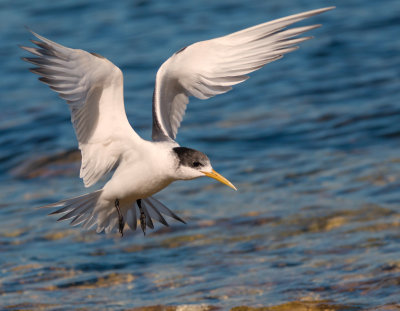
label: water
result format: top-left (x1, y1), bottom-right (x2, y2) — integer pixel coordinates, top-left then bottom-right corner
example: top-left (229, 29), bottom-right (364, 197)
top-left (1, 0), bottom-right (400, 310)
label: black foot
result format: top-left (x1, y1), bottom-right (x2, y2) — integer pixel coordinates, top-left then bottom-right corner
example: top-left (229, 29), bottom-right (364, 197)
top-left (137, 199), bottom-right (146, 236)
top-left (115, 199), bottom-right (124, 237)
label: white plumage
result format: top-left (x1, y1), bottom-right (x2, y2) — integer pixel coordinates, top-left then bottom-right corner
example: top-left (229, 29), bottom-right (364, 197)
top-left (21, 7), bottom-right (334, 235)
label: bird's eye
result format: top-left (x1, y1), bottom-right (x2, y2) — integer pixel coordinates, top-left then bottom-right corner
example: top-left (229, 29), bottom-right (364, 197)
top-left (192, 161), bottom-right (201, 168)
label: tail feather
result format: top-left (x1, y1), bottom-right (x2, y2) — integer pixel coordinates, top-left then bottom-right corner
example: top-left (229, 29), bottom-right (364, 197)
top-left (125, 197), bottom-right (186, 232)
top-left (104, 217), bottom-right (118, 234)
top-left (57, 202), bottom-right (93, 222)
top-left (43, 190), bottom-right (103, 227)
top-left (145, 202), bottom-right (168, 226)
top-left (126, 208), bottom-right (137, 231)
top-left (141, 202), bottom-right (154, 229)
top-left (70, 211), bottom-right (92, 226)
top-left (42, 191), bottom-right (186, 234)
top-left (47, 191), bottom-right (101, 215)
top-left (125, 197), bottom-right (187, 233)
top-left (82, 215), bottom-right (97, 230)
top-left (145, 197), bottom-right (187, 224)
top-left (96, 209), bottom-right (115, 234)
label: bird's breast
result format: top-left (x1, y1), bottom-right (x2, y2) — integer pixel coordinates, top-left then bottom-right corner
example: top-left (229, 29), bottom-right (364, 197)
top-left (101, 143), bottom-right (177, 203)
top-left (103, 166), bottom-right (174, 202)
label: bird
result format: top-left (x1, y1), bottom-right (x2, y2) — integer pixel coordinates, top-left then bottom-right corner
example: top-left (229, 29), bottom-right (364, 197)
top-left (20, 7), bottom-right (334, 236)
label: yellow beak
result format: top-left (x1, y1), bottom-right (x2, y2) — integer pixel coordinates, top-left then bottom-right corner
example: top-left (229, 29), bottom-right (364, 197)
top-left (201, 169), bottom-right (237, 191)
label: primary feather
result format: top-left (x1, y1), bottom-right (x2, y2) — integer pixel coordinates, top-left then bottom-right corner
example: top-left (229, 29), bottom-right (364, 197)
top-left (152, 7), bottom-right (334, 141)
top-left (21, 30), bottom-right (140, 187)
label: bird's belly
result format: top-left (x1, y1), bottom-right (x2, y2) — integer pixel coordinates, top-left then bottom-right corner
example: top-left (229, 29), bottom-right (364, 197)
top-left (127, 175), bottom-right (172, 199)
top-left (102, 168), bottom-right (173, 204)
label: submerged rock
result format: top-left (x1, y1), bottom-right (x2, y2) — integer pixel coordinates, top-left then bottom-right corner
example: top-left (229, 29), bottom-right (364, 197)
top-left (12, 149), bottom-right (80, 179)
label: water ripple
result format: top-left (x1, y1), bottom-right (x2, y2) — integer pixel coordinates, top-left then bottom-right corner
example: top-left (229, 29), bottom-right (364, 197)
top-left (1, 0), bottom-right (400, 310)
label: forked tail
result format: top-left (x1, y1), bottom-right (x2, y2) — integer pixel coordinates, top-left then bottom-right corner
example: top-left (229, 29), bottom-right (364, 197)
top-left (126, 197), bottom-right (186, 234)
top-left (41, 191), bottom-right (186, 234)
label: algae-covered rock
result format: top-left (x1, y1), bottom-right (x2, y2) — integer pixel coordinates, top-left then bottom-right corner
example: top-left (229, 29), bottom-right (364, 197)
top-left (231, 300), bottom-right (361, 311)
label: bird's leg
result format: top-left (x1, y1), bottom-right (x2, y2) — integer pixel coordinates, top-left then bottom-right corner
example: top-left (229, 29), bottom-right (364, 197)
top-left (137, 199), bottom-right (146, 236)
top-left (115, 199), bottom-right (124, 237)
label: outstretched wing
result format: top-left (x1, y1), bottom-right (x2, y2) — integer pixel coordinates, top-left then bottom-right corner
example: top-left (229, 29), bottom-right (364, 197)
top-left (21, 30), bottom-right (140, 187)
top-left (152, 7), bottom-right (334, 141)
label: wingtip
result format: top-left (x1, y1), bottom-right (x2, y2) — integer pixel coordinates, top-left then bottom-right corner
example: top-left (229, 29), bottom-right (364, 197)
top-left (312, 6), bottom-right (336, 14)
top-left (33, 203), bottom-right (53, 210)
top-left (309, 24), bottom-right (323, 30)
top-left (24, 25), bottom-right (37, 35)
top-left (28, 67), bottom-right (40, 75)
top-left (24, 25), bottom-right (38, 38)
top-left (24, 26), bottom-right (51, 45)
top-left (20, 56), bottom-right (31, 63)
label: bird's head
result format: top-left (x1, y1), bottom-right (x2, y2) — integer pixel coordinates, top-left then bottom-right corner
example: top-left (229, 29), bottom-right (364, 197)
top-left (172, 147), bottom-right (237, 190)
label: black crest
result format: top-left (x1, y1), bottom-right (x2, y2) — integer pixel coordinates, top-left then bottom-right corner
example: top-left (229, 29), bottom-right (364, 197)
top-left (173, 147), bottom-right (209, 169)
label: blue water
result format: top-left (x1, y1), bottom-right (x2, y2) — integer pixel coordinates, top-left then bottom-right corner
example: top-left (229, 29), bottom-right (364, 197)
top-left (1, 0), bottom-right (400, 310)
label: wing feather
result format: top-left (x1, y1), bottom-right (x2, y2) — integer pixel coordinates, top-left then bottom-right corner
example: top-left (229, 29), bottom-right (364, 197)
top-left (152, 7), bottom-right (334, 141)
top-left (21, 30), bottom-right (140, 187)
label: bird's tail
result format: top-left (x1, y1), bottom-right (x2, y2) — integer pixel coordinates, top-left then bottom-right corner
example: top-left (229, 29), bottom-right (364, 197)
top-left (41, 192), bottom-right (186, 234)
top-left (41, 190), bottom-right (103, 230)
top-left (125, 197), bottom-right (186, 233)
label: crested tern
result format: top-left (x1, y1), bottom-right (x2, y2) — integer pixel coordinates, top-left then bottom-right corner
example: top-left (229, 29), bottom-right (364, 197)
top-left (21, 7), bottom-right (334, 236)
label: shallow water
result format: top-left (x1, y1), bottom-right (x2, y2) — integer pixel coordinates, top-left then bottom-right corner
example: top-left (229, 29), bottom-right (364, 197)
top-left (1, 0), bottom-right (400, 310)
